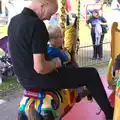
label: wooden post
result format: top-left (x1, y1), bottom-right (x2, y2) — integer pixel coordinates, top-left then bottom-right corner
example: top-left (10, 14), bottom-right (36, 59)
top-left (77, 0), bottom-right (80, 37)
top-left (76, 0), bottom-right (80, 53)
top-left (60, 0), bottom-right (66, 33)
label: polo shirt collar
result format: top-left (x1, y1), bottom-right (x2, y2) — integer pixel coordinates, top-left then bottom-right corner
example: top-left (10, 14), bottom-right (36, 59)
top-left (22, 7), bottom-right (38, 18)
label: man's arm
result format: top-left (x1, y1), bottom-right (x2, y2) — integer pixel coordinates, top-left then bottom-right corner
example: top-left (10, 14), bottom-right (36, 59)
top-left (33, 54), bottom-right (61, 74)
top-left (32, 20), bottom-right (61, 74)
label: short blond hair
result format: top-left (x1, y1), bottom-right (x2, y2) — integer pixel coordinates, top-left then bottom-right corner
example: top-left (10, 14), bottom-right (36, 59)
top-left (47, 24), bottom-right (63, 40)
top-left (32, 0), bottom-right (57, 4)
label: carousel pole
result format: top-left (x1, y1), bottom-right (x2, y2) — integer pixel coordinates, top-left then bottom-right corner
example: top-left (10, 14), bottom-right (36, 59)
top-left (76, 0), bottom-right (80, 53)
top-left (60, 0), bottom-right (66, 33)
top-left (77, 0), bottom-right (80, 38)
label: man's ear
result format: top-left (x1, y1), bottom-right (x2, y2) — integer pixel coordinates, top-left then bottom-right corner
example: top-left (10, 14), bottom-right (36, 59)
top-left (39, 0), bottom-right (47, 8)
top-left (40, 3), bottom-right (44, 8)
top-left (40, 3), bottom-right (45, 15)
top-left (40, 1), bottom-right (49, 12)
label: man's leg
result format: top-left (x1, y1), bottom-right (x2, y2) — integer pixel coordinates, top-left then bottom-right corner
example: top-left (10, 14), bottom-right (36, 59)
top-left (55, 67), bottom-right (113, 119)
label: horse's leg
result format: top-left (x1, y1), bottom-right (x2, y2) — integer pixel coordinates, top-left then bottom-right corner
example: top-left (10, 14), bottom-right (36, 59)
top-left (18, 111), bottom-right (27, 120)
top-left (28, 102), bottom-right (43, 120)
top-left (28, 102), bottom-right (55, 120)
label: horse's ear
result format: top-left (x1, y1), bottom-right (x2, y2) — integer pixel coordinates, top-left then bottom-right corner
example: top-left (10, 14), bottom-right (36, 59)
top-left (66, 14), bottom-right (70, 26)
top-left (73, 16), bottom-right (78, 28)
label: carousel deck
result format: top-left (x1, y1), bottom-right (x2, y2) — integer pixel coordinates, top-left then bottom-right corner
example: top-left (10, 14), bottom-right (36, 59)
top-left (63, 76), bottom-right (112, 120)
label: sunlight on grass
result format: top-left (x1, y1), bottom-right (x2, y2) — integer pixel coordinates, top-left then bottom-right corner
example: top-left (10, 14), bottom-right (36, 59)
top-left (0, 26), bottom-right (20, 92)
top-left (0, 76), bottom-right (20, 91)
top-left (79, 21), bottom-right (92, 45)
top-left (0, 25), bottom-right (8, 38)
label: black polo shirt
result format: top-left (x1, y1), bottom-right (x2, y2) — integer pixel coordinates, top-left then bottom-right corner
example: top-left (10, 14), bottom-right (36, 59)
top-left (8, 7), bottom-right (49, 80)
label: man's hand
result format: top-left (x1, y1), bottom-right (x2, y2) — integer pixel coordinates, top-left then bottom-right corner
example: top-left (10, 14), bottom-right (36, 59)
top-left (52, 57), bottom-right (62, 68)
top-left (33, 54), bottom-right (61, 74)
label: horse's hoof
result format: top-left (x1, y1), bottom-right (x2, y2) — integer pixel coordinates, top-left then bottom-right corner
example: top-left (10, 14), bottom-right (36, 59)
top-left (75, 94), bottom-right (82, 103)
top-left (41, 110), bottom-right (55, 120)
top-left (18, 111), bottom-right (27, 120)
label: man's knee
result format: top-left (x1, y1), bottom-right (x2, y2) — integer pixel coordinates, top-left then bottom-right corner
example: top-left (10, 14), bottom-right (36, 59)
top-left (88, 67), bottom-right (98, 74)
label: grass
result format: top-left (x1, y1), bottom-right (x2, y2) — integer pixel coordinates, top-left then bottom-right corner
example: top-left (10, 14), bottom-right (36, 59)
top-left (0, 51), bottom-right (20, 92)
top-left (0, 25), bottom-right (8, 38)
top-left (0, 76), bottom-right (20, 92)
top-left (0, 25), bottom-right (20, 92)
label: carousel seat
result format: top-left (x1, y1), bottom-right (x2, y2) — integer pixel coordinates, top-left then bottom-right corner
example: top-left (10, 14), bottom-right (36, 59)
top-left (23, 89), bottom-right (62, 104)
top-left (24, 89), bottom-right (43, 98)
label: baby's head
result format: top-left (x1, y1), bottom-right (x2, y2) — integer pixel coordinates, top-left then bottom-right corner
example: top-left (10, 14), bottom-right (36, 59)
top-left (47, 24), bottom-right (64, 47)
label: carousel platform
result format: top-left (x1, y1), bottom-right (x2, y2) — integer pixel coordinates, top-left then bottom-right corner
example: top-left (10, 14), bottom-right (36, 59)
top-left (63, 76), bottom-right (112, 120)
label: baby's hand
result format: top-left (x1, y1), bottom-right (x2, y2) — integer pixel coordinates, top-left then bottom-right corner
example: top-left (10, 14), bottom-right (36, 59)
top-left (63, 47), bottom-right (68, 51)
top-left (52, 57), bottom-right (62, 68)
top-left (63, 50), bottom-right (71, 61)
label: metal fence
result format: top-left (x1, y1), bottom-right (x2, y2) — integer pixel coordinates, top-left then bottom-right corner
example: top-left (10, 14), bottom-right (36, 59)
top-left (77, 42), bottom-right (111, 67)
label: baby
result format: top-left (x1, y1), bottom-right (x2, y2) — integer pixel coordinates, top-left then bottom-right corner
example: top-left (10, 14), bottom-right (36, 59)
top-left (47, 24), bottom-right (71, 66)
top-left (47, 24), bottom-right (92, 102)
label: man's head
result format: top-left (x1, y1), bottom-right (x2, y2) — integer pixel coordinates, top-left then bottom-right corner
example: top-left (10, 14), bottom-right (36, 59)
top-left (48, 24), bottom-right (64, 47)
top-left (29, 0), bottom-right (58, 20)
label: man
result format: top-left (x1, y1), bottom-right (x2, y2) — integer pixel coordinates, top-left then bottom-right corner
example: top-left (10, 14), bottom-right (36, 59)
top-left (8, 0), bottom-right (113, 119)
top-left (8, 0), bottom-right (61, 82)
